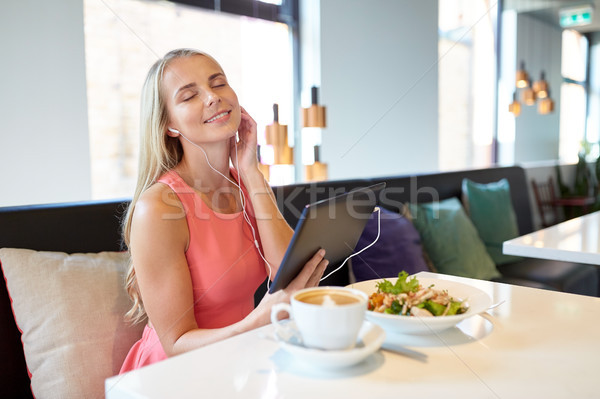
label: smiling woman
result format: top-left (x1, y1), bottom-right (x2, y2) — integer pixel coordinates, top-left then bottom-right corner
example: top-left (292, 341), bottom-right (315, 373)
top-left (117, 48), bottom-right (328, 373)
top-left (83, 0), bottom-right (295, 199)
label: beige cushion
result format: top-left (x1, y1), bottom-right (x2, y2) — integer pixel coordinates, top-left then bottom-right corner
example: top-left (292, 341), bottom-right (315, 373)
top-left (0, 248), bottom-right (144, 399)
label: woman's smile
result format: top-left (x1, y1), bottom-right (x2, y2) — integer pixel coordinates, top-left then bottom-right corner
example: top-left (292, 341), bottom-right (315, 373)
top-left (205, 110), bottom-right (231, 124)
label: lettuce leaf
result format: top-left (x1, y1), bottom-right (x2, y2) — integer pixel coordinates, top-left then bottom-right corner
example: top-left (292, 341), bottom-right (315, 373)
top-left (376, 271), bottom-right (420, 294)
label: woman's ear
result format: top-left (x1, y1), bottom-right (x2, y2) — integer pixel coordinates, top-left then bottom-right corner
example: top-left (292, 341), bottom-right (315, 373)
top-left (166, 127), bottom-right (180, 137)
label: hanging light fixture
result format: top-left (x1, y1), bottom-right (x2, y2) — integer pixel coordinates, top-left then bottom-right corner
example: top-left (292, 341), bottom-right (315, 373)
top-left (533, 71), bottom-right (549, 99)
top-left (522, 80), bottom-right (536, 105)
top-left (516, 61), bottom-right (529, 88)
top-left (511, 22), bottom-right (554, 116)
top-left (509, 92), bottom-right (521, 116)
top-left (302, 86), bottom-right (327, 128)
top-left (265, 103), bottom-right (293, 165)
top-left (538, 90), bottom-right (555, 114)
top-left (305, 146), bottom-right (328, 182)
top-left (301, 86), bottom-right (327, 181)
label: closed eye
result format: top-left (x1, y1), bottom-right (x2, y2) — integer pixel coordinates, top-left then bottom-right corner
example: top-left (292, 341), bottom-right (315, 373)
top-left (183, 93), bottom-right (197, 102)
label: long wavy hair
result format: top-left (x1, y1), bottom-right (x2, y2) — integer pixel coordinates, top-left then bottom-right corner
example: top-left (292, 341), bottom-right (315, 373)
top-left (122, 48), bottom-right (217, 323)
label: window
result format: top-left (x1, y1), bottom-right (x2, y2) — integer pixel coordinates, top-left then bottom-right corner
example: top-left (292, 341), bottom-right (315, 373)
top-left (83, 0), bottom-right (295, 199)
top-left (588, 38), bottom-right (600, 152)
top-left (559, 29), bottom-right (588, 163)
top-left (438, 0), bottom-right (498, 170)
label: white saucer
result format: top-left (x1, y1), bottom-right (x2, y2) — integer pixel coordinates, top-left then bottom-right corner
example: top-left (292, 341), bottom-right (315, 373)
top-left (275, 321), bottom-right (385, 369)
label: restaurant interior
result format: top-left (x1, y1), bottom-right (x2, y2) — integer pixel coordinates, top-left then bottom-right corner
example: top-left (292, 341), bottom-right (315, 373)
top-left (1, 1), bottom-right (599, 398)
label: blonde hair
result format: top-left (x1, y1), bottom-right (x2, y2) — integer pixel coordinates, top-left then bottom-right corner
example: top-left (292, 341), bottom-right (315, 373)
top-left (123, 48), bottom-right (218, 323)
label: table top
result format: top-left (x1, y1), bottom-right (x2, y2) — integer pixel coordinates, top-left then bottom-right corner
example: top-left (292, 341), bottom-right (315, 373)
top-left (503, 210), bottom-right (600, 265)
top-left (106, 272), bottom-right (600, 399)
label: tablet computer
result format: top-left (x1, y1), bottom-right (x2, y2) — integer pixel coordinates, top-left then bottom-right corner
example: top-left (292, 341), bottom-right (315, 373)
top-left (268, 182), bottom-right (386, 293)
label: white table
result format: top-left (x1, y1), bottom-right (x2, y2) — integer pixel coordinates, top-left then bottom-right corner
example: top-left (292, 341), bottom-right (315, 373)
top-left (503, 210), bottom-right (600, 265)
top-left (106, 272), bottom-right (600, 399)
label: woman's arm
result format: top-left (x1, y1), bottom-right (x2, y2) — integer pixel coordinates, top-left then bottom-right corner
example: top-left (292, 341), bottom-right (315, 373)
top-left (241, 170), bottom-right (293, 278)
top-left (231, 107), bottom-right (295, 277)
top-left (130, 183), bottom-right (328, 357)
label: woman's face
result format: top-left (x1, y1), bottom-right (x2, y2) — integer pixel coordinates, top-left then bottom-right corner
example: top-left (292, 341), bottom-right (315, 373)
top-left (162, 54), bottom-right (241, 143)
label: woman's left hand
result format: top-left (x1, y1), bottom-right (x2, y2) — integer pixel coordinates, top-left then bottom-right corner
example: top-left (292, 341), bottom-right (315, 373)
top-left (230, 106), bottom-right (260, 179)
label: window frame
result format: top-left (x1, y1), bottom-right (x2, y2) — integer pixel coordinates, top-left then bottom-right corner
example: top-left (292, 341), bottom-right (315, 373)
top-left (169, 0), bottom-right (298, 25)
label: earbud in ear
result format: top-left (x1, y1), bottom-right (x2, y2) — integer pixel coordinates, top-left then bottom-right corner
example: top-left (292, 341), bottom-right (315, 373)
top-left (168, 127), bottom-right (180, 134)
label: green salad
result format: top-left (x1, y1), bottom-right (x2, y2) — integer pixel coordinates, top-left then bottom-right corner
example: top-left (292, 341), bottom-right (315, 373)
top-left (367, 272), bottom-right (467, 317)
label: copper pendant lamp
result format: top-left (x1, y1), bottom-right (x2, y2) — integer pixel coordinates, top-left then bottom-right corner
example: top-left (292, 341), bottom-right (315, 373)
top-left (515, 61), bottom-right (529, 88)
top-left (509, 92), bottom-right (521, 116)
top-left (538, 90), bottom-right (555, 114)
top-left (532, 71), bottom-right (549, 99)
top-left (522, 81), bottom-right (536, 106)
top-left (265, 103), bottom-right (293, 165)
top-left (302, 86), bottom-right (327, 128)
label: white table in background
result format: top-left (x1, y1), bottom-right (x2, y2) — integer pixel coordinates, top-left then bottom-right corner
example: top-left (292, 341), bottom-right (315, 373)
top-left (503, 210), bottom-right (600, 265)
top-left (106, 272), bottom-right (600, 399)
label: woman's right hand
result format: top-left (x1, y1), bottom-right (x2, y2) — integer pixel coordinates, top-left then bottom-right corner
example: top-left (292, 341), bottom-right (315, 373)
top-left (251, 249), bottom-right (329, 326)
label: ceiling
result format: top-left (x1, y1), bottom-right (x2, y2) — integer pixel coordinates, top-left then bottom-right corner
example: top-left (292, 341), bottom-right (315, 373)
top-left (504, 0), bottom-right (600, 33)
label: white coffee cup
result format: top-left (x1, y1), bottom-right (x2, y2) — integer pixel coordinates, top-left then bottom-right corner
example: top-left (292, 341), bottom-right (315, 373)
top-left (270, 286), bottom-right (368, 350)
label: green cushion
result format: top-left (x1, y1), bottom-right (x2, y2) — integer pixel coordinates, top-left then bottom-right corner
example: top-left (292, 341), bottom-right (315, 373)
top-left (462, 178), bottom-right (523, 265)
top-left (408, 198), bottom-right (500, 280)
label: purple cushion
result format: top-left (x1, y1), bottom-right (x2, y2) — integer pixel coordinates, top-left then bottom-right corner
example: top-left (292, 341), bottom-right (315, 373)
top-left (351, 207), bottom-right (429, 282)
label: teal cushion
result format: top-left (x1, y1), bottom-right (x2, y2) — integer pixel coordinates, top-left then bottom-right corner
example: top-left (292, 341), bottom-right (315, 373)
top-left (462, 178), bottom-right (523, 265)
top-left (408, 198), bottom-right (500, 280)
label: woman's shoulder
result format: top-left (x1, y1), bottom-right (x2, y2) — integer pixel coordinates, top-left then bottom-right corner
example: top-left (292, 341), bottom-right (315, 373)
top-left (130, 182), bottom-right (189, 261)
top-left (134, 182), bottom-right (185, 223)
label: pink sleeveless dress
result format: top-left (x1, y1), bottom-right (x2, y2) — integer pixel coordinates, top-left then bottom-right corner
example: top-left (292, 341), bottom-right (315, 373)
top-left (120, 169), bottom-right (267, 373)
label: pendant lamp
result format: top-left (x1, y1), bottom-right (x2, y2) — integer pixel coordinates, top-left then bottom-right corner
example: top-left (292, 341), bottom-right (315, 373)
top-left (302, 86), bottom-right (327, 128)
top-left (522, 82), bottom-right (536, 106)
top-left (509, 92), bottom-right (521, 116)
top-left (533, 71), bottom-right (549, 99)
top-left (538, 90), bottom-right (555, 114)
top-left (265, 103), bottom-right (293, 165)
top-left (305, 146), bottom-right (328, 182)
top-left (515, 61), bottom-right (529, 88)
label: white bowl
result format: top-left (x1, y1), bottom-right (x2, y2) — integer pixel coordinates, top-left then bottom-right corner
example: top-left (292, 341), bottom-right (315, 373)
top-left (348, 277), bottom-right (492, 335)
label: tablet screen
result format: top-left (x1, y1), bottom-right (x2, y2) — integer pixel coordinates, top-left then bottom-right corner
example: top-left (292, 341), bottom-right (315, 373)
top-left (268, 182), bottom-right (385, 293)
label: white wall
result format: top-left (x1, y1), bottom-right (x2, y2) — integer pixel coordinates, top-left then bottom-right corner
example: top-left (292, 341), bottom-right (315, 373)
top-left (314, 0), bottom-right (439, 180)
top-left (0, 0), bottom-right (91, 207)
top-left (513, 13), bottom-right (562, 163)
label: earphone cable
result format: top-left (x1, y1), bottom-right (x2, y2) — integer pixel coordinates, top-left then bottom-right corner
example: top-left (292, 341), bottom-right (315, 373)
top-left (177, 131), bottom-right (274, 290)
top-left (319, 206), bottom-right (381, 282)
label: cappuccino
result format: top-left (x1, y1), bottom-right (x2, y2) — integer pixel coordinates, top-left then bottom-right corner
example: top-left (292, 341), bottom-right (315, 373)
top-left (271, 286), bottom-right (368, 350)
top-left (296, 291), bottom-right (362, 306)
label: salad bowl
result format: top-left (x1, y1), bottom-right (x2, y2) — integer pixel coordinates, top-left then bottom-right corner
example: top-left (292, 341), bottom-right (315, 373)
top-left (348, 276), bottom-right (492, 335)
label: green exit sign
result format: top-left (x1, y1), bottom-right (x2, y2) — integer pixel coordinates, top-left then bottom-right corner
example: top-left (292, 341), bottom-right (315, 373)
top-left (560, 6), bottom-right (593, 28)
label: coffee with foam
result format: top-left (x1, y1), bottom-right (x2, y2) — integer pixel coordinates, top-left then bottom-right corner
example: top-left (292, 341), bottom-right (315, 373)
top-left (296, 291), bottom-right (362, 306)
top-left (271, 287), bottom-right (368, 350)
